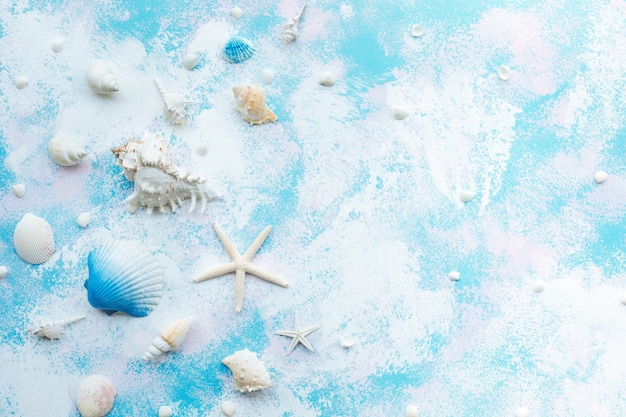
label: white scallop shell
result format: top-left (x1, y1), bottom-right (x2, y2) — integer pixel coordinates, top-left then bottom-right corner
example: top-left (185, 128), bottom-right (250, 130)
top-left (222, 349), bottom-right (272, 393)
top-left (49, 133), bottom-right (88, 166)
top-left (232, 85), bottom-right (277, 125)
top-left (13, 213), bottom-right (56, 264)
top-left (86, 60), bottom-right (119, 94)
top-left (142, 316), bottom-right (193, 361)
top-left (154, 78), bottom-right (192, 125)
top-left (75, 374), bottom-right (116, 417)
top-left (28, 316), bottom-right (85, 340)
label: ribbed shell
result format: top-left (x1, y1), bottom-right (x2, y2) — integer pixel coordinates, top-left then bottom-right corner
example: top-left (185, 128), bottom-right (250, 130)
top-left (85, 240), bottom-right (163, 317)
top-left (222, 37), bottom-right (255, 64)
top-left (13, 213), bottom-right (56, 264)
top-left (222, 349), bottom-right (272, 393)
top-left (75, 374), bottom-right (116, 417)
top-left (142, 316), bottom-right (193, 361)
top-left (48, 134), bottom-right (88, 166)
top-left (232, 85), bottom-right (277, 125)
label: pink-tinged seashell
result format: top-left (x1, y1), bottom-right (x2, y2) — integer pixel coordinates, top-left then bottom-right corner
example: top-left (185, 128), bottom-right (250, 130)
top-left (13, 213), bottom-right (56, 264)
top-left (232, 85), bottom-right (277, 125)
top-left (142, 316), bottom-right (193, 361)
top-left (75, 374), bottom-right (116, 417)
top-left (222, 349), bottom-right (272, 393)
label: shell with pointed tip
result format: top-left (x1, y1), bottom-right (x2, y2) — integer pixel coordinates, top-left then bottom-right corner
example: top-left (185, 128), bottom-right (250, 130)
top-left (86, 60), bottom-right (119, 94)
top-left (112, 132), bottom-right (172, 181)
top-left (84, 240), bottom-right (163, 317)
top-left (28, 316), bottom-right (86, 340)
top-left (222, 349), bottom-right (272, 393)
top-left (282, 3), bottom-right (307, 43)
top-left (75, 374), bottom-right (116, 417)
top-left (142, 316), bottom-right (193, 361)
top-left (222, 37), bottom-right (255, 64)
top-left (13, 213), bottom-right (56, 264)
top-left (232, 85), bottom-right (277, 125)
top-left (49, 134), bottom-right (88, 166)
top-left (154, 78), bottom-right (191, 125)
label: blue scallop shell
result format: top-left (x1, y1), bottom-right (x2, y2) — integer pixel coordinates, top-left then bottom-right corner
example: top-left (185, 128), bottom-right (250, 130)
top-left (84, 240), bottom-right (164, 317)
top-left (222, 36), bottom-right (255, 64)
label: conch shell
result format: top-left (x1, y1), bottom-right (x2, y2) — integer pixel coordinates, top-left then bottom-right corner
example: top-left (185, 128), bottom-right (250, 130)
top-left (142, 316), bottom-right (193, 361)
top-left (86, 60), bottom-right (119, 94)
top-left (154, 78), bottom-right (192, 125)
top-left (282, 3), bottom-right (307, 43)
top-left (232, 85), bottom-right (277, 125)
top-left (48, 133), bottom-right (88, 166)
top-left (222, 349), bottom-right (272, 393)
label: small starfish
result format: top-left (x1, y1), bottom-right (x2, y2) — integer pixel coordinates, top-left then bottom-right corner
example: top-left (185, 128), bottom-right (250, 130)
top-left (275, 312), bottom-right (321, 355)
top-left (194, 222), bottom-right (288, 312)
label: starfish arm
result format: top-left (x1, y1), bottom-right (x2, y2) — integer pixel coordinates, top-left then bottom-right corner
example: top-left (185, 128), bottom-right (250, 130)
top-left (234, 268), bottom-right (245, 312)
top-left (297, 335), bottom-right (316, 352)
top-left (275, 330), bottom-right (298, 337)
top-left (244, 263), bottom-right (288, 287)
top-left (242, 225), bottom-right (272, 261)
top-left (300, 325), bottom-right (321, 337)
top-left (193, 262), bottom-right (237, 282)
top-left (213, 223), bottom-right (241, 260)
top-left (286, 338), bottom-right (300, 355)
top-left (294, 312), bottom-right (301, 332)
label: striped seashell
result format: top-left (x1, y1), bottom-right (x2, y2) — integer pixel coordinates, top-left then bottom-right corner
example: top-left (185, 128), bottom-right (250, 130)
top-left (142, 316), bottom-right (193, 361)
top-left (222, 37), bottom-right (255, 64)
top-left (48, 133), bottom-right (88, 166)
top-left (232, 85), bottom-right (277, 125)
top-left (13, 213), bottom-right (56, 264)
top-left (84, 240), bottom-right (164, 317)
top-left (222, 349), bottom-right (272, 393)
top-left (28, 316), bottom-right (86, 340)
top-left (75, 374), bottom-right (116, 417)
top-left (86, 60), bottom-right (119, 94)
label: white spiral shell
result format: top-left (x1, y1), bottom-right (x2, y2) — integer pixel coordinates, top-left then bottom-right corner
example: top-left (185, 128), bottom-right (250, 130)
top-left (142, 316), bottom-right (193, 361)
top-left (282, 3), bottom-right (306, 43)
top-left (222, 349), bottom-right (272, 393)
top-left (86, 60), bottom-right (119, 94)
top-left (232, 85), bottom-right (277, 125)
top-left (75, 374), bottom-right (116, 417)
top-left (48, 134), bottom-right (88, 166)
top-left (154, 78), bottom-right (191, 125)
top-left (28, 316), bottom-right (85, 340)
top-left (13, 213), bottom-right (56, 264)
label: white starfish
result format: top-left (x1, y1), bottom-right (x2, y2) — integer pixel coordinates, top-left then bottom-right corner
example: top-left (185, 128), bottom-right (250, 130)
top-left (275, 312), bottom-right (320, 355)
top-left (194, 222), bottom-right (288, 312)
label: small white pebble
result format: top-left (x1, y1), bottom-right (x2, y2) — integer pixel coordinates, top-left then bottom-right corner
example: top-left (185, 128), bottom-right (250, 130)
top-left (158, 405), bottom-right (173, 417)
top-left (51, 37), bottom-right (64, 53)
top-left (533, 280), bottom-right (546, 293)
top-left (405, 404), bottom-right (419, 417)
top-left (15, 76), bottom-right (29, 89)
top-left (182, 53), bottom-right (197, 70)
top-left (262, 69), bottom-right (275, 84)
top-left (448, 271), bottom-right (460, 281)
top-left (498, 65), bottom-right (511, 81)
top-left (620, 292), bottom-right (626, 305)
top-left (514, 406), bottom-right (529, 417)
top-left (77, 212), bottom-right (91, 228)
top-left (319, 72), bottom-right (336, 87)
top-left (458, 190), bottom-right (475, 202)
top-left (410, 25), bottom-right (424, 37)
top-left (196, 144), bottom-right (208, 156)
top-left (594, 170), bottom-right (608, 184)
top-left (0, 266), bottom-right (8, 279)
top-left (12, 184), bottom-right (26, 198)
top-left (392, 105), bottom-right (410, 120)
top-left (220, 400), bottom-right (236, 417)
top-left (231, 7), bottom-right (243, 19)
top-left (339, 335), bottom-right (355, 348)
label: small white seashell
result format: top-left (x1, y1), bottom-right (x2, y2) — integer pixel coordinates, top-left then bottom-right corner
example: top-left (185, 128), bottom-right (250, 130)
top-left (594, 170), bottom-right (608, 184)
top-left (220, 400), bottom-right (236, 417)
top-left (75, 374), bottom-right (116, 417)
top-left (196, 143), bottom-right (208, 156)
top-left (77, 212), bottom-right (91, 228)
top-left (182, 53), bottom-right (197, 70)
top-left (533, 280), bottom-right (546, 293)
top-left (392, 105), bottom-right (410, 120)
top-left (154, 78), bottom-right (192, 125)
top-left (0, 266), bottom-right (8, 279)
top-left (13, 213), bottom-right (56, 264)
top-left (51, 37), bottom-right (64, 53)
top-left (498, 65), bottom-right (511, 81)
top-left (410, 25), bottom-right (425, 37)
top-left (514, 406), bottom-right (530, 417)
top-left (319, 71), bottom-right (336, 87)
top-left (406, 404), bottom-right (419, 417)
top-left (620, 292), bottom-right (626, 305)
top-left (458, 190), bottom-right (475, 203)
top-left (28, 316), bottom-right (85, 340)
top-left (448, 270), bottom-right (460, 281)
top-left (282, 3), bottom-right (307, 43)
top-left (12, 183), bottom-right (26, 198)
top-left (142, 316), bottom-right (193, 361)
top-left (222, 349), bottom-right (272, 393)
top-left (158, 405), bottom-right (173, 417)
top-left (231, 7), bottom-right (242, 19)
top-left (339, 335), bottom-right (355, 348)
top-left (49, 133), bottom-right (88, 166)
top-left (262, 68), bottom-right (275, 84)
top-left (86, 60), bottom-right (119, 94)
top-left (232, 85), bottom-right (277, 125)
top-left (15, 76), bottom-right (29, 89)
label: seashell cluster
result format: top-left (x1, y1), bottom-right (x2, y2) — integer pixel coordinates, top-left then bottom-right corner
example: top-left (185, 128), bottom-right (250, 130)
top-left (84, 240), bottom-right (164, 317)
top-left (75, 374), bottom-right (116, 417)
top-left (28, 316), bottom-right (85, 340)
top-left (282, 3), bottom-right (307, 43)
top-left (112, 132), bottom-right (219, 214)
top-left (13, 213), bottom-right (56, 264)
top-left (86, 60), bottom-right (119, 95)
top-left (48, 133), bottom-right (88, 166)
top-left (222, 36), bottom-right (255, 64)
top-left (154, 78), bottom-right (192, 125)
top-left (222, 349), bottom-right (272, 393)
top-left (232, 85), bottom-right (277, 125)
top-left (142, 316), bottom-right (193, 361)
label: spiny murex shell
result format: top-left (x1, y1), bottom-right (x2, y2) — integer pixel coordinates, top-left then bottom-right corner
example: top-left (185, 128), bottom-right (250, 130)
top-left (154, 78), bottom-right (192, 125)
top-left (75, 374), bottom-right (116, 417)
top-left (13, 213), bottom-right (56, 264)
top-left (142, 316), bottom-right (193, 361)
top-left (49, 133), bottom-right (88, 166)
top-left (232, 85), bottom-right (277, 125)
top-left (85, 240), bottom-right (164, 317)
top-left (86, 60), bottom-right (119, 94)
top-left (28, 316), bottom-right (86, 340)
top-left (282, 3), bottom-right (307, 43)
top-left (112, 132), bottom-right (219, 214)
top-left (222, 349), bottom-right (272, 393)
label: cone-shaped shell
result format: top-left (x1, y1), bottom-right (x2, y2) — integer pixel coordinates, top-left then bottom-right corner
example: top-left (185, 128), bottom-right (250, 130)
top-left (232, 85), bottom-right (277, 125)
top-left (49, 134), bottom-right (88, 166)
top-left (85, 240), bottom-right (164, 317)
top-left (86, 60), bottom-right (119, 94)
top-left (142, 316), bottom-right (193, 361)
top-left (75, 374), bottom-right (116, 417)
top-left (222, 349), bottom-right (272, 393)
top-left (13, 213), bottom-right (56, 264)
top-left (222, 37), bottom-right (255, 64)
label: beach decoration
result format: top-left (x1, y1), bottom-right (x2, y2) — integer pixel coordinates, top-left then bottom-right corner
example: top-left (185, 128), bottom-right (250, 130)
top-left (232, 85), bottom-right (277, 125)
top-left (275, 312), bottom-right (320, 355)
top-left (339, 335), bottom-right (355, 348)
top-left (158, 406), bottom-right (173, 417)
top-left (77, 212), bottom-right (91, 228)
top-left (282, 3), bottom-right (307, 43)
top-left (142, 316), bottom-right (193, 361)
top-left (75, 374), bottom-right (116, 417)
top-left (0, 266), bottom-right (8, 279)
top-left (48, 133), bottom-right (87, 166)
top-left (410, 25), bottom-right (425, 37)
top-left (84, 240), bottom-right (164, 317)
top-left (182, 53), bottom-right (197, 70)
top-left (498, 65), bottom-right (511, 81)
top-left (594, 170), bottom-right (608, 183)
top-left (447, 270), bottom-right (460, 281)
top-left (231, 7), bottom-right (243, 19)
top-left (13, 213), bottom-right (56, 264)
top-left (154, 78), bottom-right (192, 125)
top-left (319, 72), bottom-right (336, 87)
top-left (12, 183), bottom-right (25, 198)
top-left (86, 60), bottom-right (119, 94)
top-left (222, 36), bottom-right (255, 64)
top-left (15, 76), bottom-right (29, 89)
top-left (458, 190), bottom-right (475, 203)
top-left (112, 132), bottom-right (219, 214)
top-left (51, 37), bottom-right (64, 53)
top-left (392, 105), bottom-right (409, 120)
top-left (28, 316), bottom-right (86, 340)
top-left (222, 349), bottom-right (272, 393)
top-left (406, 404), bottom-right (419, 417)
top-left (220, 401), bottom-right (236, 417)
